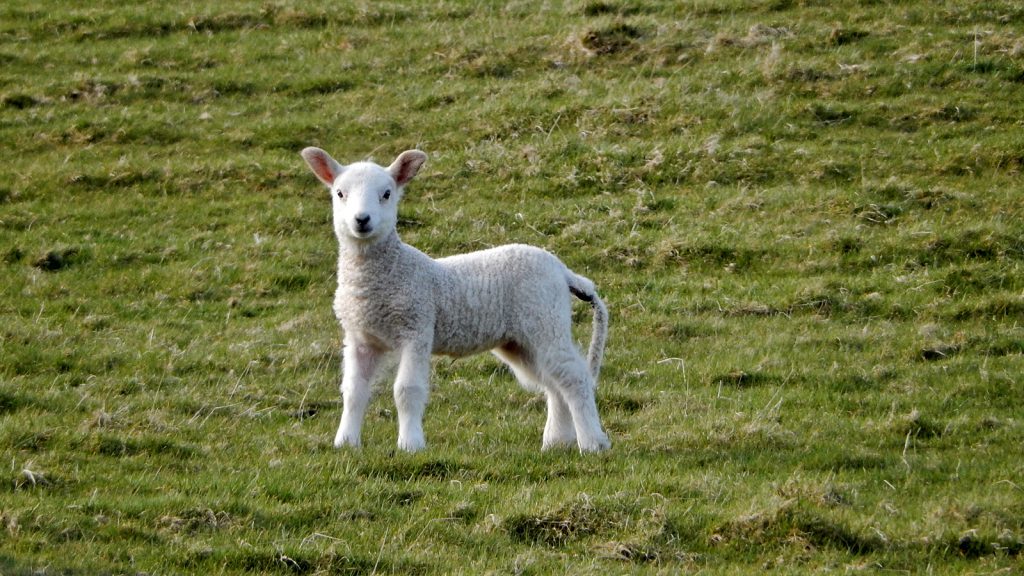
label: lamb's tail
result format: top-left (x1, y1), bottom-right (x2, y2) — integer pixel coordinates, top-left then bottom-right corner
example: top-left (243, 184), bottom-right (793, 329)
top-left (566, 272), bottom-right (608, 382)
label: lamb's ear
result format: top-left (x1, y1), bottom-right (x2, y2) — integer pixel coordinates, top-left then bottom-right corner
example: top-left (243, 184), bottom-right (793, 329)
top-left (389, 150), bottom-right (427, 187)
top-left (300, 147), bottom-right (345, 187)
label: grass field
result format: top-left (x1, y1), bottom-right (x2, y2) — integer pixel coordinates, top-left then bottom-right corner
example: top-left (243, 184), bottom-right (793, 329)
top-left (2, 0), bottom-right (1023, 573)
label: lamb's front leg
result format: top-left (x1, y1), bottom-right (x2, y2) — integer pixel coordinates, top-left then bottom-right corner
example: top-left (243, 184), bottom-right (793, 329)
top-left (393, 342), bottom-right (432, 452)
top-left (335, 342), bottom-right (381, 448)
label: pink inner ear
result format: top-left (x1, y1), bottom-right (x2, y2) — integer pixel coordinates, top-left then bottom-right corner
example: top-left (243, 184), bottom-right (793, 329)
top-left (312, 155), bottom-right (336, 183)
top-left (393, 153), bottom-right (425, 186)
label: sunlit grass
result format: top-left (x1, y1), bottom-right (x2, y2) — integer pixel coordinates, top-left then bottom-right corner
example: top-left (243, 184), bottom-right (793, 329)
top-left (1, 0), bottom-right (1022, 573)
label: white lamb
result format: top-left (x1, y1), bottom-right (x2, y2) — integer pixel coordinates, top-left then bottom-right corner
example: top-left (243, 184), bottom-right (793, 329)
top-left (300, 147), bottom-right (611, 453)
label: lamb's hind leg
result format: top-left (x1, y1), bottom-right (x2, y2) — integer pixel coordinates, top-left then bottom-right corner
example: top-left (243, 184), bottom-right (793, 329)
top-left (541, 389), bottom-right (578, 449)
top-left (336, 342), bottom-right (383, 448)
top-left (494, 343), bottom-right (576, 449)
top-left (541, 348), bottom-right (610, 453)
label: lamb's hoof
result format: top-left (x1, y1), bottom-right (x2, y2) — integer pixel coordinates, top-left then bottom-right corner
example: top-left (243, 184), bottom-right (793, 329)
top-left (334, 434), bottom-right (361, 449)
top-left (397, 436), bottom-right (426, 453)
top-left (577, 435), bottom-right (611, 453)
top-left (542, 436), bottom-right (578, 451)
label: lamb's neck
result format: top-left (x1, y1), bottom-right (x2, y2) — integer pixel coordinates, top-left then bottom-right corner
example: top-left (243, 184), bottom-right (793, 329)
top-left (337, 231), bottom-right (404, 288)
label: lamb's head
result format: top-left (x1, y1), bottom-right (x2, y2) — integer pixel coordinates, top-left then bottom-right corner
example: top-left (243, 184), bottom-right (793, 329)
top-left (300, 147), bottom-right (427, 244)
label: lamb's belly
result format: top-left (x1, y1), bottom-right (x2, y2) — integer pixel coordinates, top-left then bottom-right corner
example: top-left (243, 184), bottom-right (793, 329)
top-left (434, 339), bottom-right (502, 358)
top-left (432, 316), bottom-right (506, 357)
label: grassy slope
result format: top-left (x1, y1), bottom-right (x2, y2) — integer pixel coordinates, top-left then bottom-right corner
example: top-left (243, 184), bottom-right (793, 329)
top-left (1, 0), bottom-right (1022, 573)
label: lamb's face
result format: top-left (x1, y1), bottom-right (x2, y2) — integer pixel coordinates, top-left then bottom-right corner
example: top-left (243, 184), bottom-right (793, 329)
top-left (300, 147), bottom-right (427, 245)
top-left (331, 163), bottom-right (399, 242)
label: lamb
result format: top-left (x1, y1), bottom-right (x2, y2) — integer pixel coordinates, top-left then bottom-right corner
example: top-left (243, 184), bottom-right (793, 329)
top-left (300, 147), bottom-right (611, 453)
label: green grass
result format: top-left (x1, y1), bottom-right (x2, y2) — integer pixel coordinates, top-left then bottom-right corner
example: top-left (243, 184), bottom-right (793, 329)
top-left (2, 0), bottom-right (1022, 573)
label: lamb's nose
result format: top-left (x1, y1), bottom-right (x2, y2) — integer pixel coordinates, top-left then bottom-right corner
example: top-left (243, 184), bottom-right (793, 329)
top-left (354, 214), bottom-right (371, 227)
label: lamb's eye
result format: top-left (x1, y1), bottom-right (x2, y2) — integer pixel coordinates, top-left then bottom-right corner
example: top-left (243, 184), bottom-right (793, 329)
top-left (335, 189), bottom-right (345, 199)
top-left (382, 189), bottom-right (392, 201)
